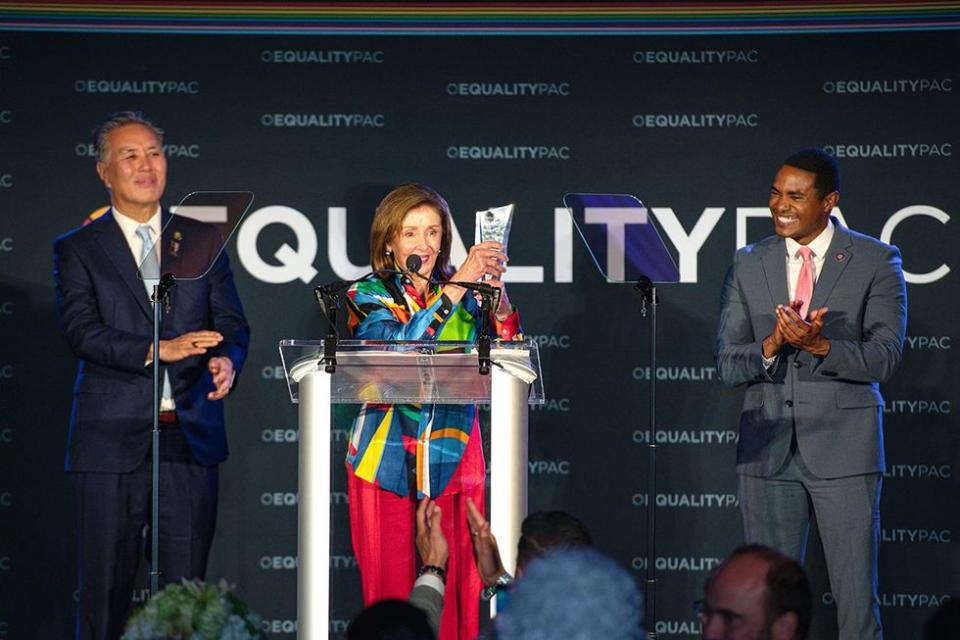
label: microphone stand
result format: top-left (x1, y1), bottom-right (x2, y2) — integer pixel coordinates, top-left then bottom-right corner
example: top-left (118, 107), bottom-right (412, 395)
top-left (314, 283), bottom-right (343, 374)
top-left (405, 257), bottom-right (500, 375)
top-left (148, 273), bottom-right (176, 596)
top-left (313, 269), bottom-right (406, 374)
top-left (443, 281), bottom-right (498, 375)
top-left (476, 289), bottom-right (493, 375)
top-left (636, 275), bottom-right (660, 637)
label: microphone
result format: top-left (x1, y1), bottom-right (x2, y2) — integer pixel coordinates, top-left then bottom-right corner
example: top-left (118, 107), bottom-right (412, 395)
top-left (405, 254), bottom-right (503, 375)
top-left (406, 254), bottom-right (501, 309)
top-left (635, 275), bottom-right (656, 317)
top-left (152, 272), bottom-right (177, 311)
top-left (313, 262), bottom-right (415, 373)
top-left (314, 262), bottom-right (414, 304)
top-left (314, 279), bottom-right (353, 297)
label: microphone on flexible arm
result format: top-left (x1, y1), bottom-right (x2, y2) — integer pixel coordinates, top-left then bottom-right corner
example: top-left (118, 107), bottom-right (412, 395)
top-left (152, 272), bottom-right (178, 312)
top-left (404, 255), bottom-right (502, 311)
top-left (313, 263), bottom-right (414, 373)
top-left (405, 254), bottom-right (500, 375)
top-left (313, 264), bottom-right (415, 315)
top-left (405, 254), bottom-right (421, 275)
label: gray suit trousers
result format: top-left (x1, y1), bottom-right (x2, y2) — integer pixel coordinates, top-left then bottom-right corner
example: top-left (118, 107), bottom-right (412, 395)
top-left (738, 446), bottom-right (883, 640)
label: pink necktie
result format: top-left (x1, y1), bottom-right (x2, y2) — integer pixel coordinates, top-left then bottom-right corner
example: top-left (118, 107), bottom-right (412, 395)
top-left (795, 246), bottom-right (815, 320)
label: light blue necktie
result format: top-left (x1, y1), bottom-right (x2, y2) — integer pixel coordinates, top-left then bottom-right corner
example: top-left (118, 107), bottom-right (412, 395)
top-left (135, 224), bottom-right (174, 404)
top-left (135, 224), bottom-right (160, 289)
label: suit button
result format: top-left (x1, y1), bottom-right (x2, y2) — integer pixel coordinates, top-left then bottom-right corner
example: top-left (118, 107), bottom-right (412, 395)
top-left (793, 361), bottom-right (802, 368)
top-left (784, 400), bottom-right (794, 408)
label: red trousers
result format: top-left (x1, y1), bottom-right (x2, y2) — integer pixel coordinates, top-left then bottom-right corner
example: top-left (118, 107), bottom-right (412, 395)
top-left (347, 467), bottom-right (484, 640)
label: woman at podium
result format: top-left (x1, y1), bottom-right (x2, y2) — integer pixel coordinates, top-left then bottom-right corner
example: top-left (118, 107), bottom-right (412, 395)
top-left (345, 183), bottom-right (520, 639)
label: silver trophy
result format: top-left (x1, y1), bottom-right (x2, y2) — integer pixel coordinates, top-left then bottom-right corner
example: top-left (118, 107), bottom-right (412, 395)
top-left (475, 204), bottom-right (514, 280)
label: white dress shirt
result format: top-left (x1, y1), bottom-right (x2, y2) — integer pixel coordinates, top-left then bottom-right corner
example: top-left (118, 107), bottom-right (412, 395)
top-left (784, 219), bottom-right (835, 300)
top-left (112, 207), bottom-right (162, 267)
top-left (113, 207), bottom-right (176, 410)
top-left (762, 219), bottom-right (835, 369)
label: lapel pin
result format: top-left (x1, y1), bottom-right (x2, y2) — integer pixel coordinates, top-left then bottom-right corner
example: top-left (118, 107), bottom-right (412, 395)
top-left (835, 252), bottom-right (845, 262)
top-left (169, 230), bottom-right (183, 257)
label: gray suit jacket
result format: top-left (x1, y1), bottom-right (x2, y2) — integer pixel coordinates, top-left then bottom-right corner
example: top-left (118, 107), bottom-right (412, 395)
top-left (409, 583), bottom-right (443, 638)
top-left (715, 218), bottom-right (906, 479)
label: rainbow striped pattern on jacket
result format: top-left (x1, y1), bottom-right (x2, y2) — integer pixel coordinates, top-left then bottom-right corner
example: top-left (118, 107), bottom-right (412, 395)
top-left (345, 273), bottom-right (518, 497)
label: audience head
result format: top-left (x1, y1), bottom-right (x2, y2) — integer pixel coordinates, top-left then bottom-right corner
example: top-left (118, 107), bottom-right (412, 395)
top-left (496, 547), bottom-right (645, 640)
top-left (700, 544), bottom-right (811, 640)
top-left (348, 599), bottom-right (434, 640)
top-left (516, 510), bottom-right (593, 575)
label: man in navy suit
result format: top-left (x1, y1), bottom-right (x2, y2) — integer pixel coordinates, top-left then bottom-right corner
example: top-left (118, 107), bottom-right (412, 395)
top-left (53, 112), bottom-right (249, 640)
top-left (716, 149), bottom-right (906, 639)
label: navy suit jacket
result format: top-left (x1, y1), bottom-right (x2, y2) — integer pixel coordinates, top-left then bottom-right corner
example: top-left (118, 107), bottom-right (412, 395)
top-left (54, 210), bottom-right (250, 472)
top-left (715, 218), bottom-right (907, 479)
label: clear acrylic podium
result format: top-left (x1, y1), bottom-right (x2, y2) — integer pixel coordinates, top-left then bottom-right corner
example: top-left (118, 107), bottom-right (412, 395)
top-left (279, 338), bottom-right (544, 639)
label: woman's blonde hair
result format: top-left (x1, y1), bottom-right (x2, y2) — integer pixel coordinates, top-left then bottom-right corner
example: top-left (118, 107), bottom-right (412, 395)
top-left (370, 183), bottom-right (454, 279)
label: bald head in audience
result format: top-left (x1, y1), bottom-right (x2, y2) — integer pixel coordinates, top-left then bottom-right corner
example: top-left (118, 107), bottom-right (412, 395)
top-left (699, 544), bottom-right (812, 640)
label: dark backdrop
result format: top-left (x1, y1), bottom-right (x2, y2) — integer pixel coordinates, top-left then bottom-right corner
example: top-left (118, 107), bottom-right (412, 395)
top-left (0, 28), bottom-right (956, 639)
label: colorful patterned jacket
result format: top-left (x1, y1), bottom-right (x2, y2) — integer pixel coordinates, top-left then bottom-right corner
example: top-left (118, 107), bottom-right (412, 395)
top-left (345, 272), bottom-right (520, 497)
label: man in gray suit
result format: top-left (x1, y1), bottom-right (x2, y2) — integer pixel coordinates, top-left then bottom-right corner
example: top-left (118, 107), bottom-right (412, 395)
top-left (716, 149), bottom-right (907, 639)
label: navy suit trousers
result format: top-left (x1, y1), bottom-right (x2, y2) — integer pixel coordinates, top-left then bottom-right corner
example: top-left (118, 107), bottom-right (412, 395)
top-left (71, 425), bottom-right (218, 640)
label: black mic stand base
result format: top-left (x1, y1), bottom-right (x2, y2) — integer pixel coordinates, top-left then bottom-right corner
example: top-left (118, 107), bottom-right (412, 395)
top-left (477, 289), bottom-right (494, 375)
top-left (635, 276), bottom-right (660, 638)
top-left (148, 277), bottom-right (176, 596)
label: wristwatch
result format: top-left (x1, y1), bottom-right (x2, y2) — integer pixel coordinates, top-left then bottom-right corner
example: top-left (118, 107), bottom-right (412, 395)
top-left (481, 572), bottom-right (514, 600)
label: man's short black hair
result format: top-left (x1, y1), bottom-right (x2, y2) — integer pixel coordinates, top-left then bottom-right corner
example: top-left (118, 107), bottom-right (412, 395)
top-left (91, 111), bottom-right (164, 163)
top-left (708, 544), bottom-right (812, 640)
top-left (516, 510), bottom-right (592, 572)
top-left (783, 148), bottom-right (841, 198)
top-left (348, 599), bottom-right (433, 640)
